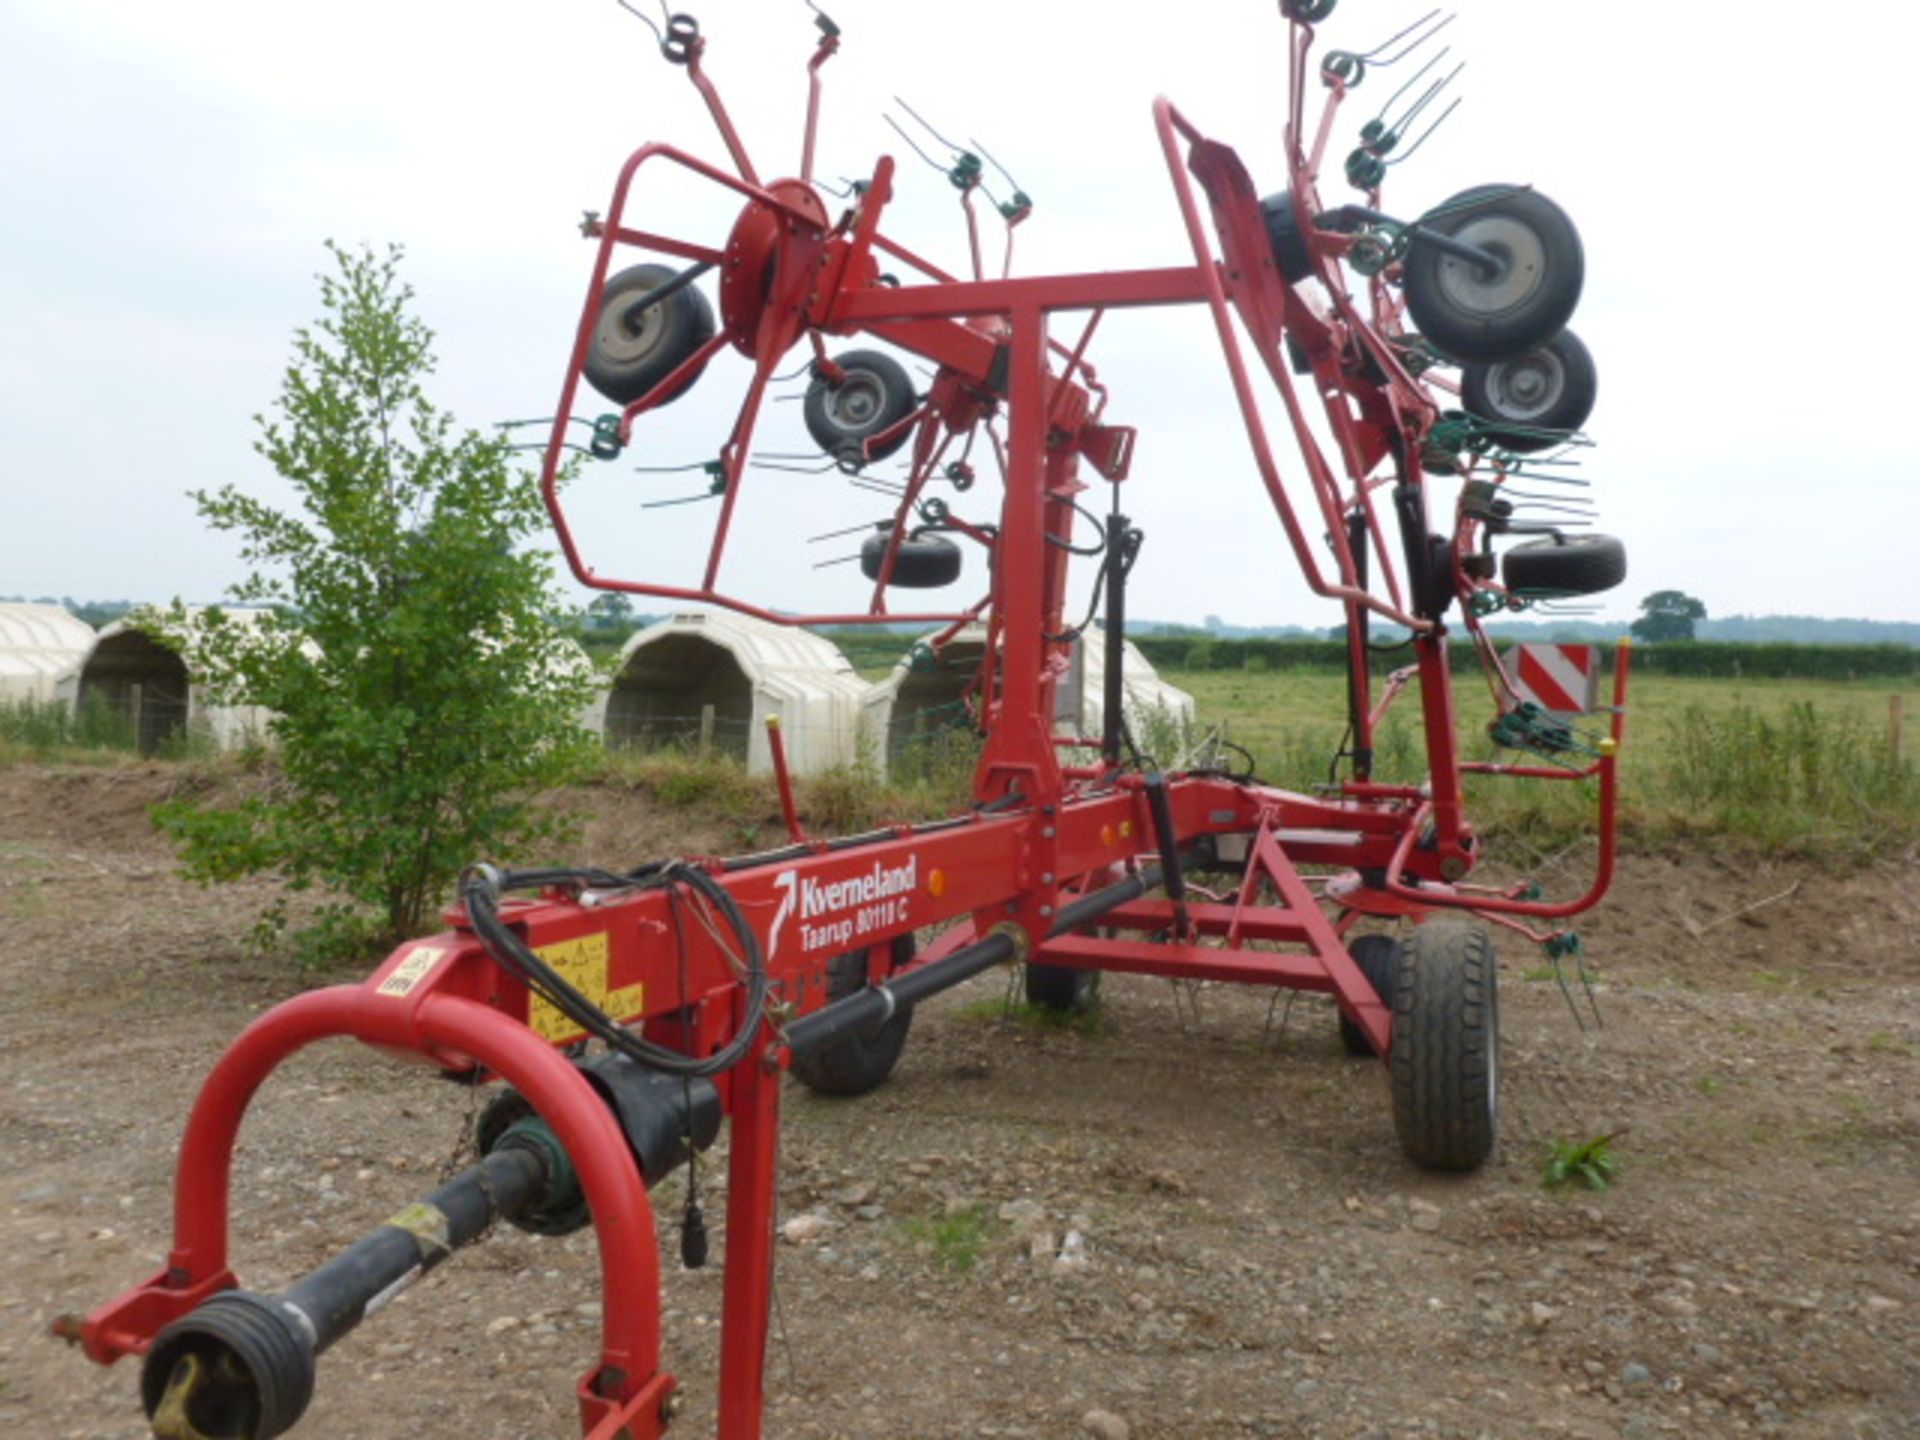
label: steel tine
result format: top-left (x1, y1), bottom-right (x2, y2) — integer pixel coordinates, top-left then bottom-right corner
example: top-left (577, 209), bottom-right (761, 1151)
top-left (1387, 62), bottom-right (1464, 141)
top-left (894, 96), bottom-right (968, 158)
top-left (1374, 46), bottom-right (1451, 131)
top-left (1574, 949), bottom-right (1605, 1029)
top-left (883, 113), bottom-right (953, 178)
top-left (1385, 95), bottom-right (1462, 166)
top-left (1365, 10), bottom-right (1455, 64)
top-left (808, 521), bottom-right (884, 544)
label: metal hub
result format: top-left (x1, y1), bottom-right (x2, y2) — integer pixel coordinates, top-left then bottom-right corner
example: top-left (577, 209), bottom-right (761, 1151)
top-left (1436, 214), bottom-right (1545, 316)
top-left (824, 370), bottom-right (886, 430)
top-left (596, 292), bottom-right (665, 365)
top-left (1485, 347), bottom-right (1565, 421)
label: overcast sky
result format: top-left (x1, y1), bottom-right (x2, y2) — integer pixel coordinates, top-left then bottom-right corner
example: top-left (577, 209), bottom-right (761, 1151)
top-left (4, 0), bottom-right (1917, 629)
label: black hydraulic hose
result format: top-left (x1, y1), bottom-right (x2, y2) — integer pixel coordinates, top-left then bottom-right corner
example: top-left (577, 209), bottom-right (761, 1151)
top-left (463, 860), bottom-right (767, 1080)
top-left (1142, 773), bottom-right (1190, 938)
top-left (140, 1144), bottom-right (552, 1440)
top-left (1102, 510), bottom-right (1130, 768)
top-left (784, 864), bottom-right (1164, 1058)
top-left (1345, 506), bottom-right (1374, 782)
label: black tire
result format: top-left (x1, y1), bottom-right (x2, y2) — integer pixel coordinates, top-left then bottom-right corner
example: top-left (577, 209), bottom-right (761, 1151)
top-left (789, 936), bottom-right (914, 1098)
top-left (1261, 192), bottom-right (1316, 284)
top-left (804, 349), bottom-right (917, 464)
top-left (1404, 188), bottom-right (1583, 362)
top-left (583, 263), bottom-right (716, 407)
top-left (1501, 532), bottom-right (1627, 598)
top-left (1337, 933), bottom-right (1400, 1057)
top-left (1025, 962), bottom-right (1101, 1014)
top-left (1462, 329), bottom-right (1596, 452)
top-left (860, 528), bottom-right (963, 588)
top-left (1390, 924), bottom-right (1498, 1171)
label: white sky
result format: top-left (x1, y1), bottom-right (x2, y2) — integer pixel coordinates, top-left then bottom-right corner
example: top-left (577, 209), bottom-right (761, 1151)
top-left (4, 0), bottom-right (1917, 628)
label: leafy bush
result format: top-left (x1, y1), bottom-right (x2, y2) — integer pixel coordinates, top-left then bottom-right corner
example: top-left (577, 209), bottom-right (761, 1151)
top-left (149, 244), bottom-right (601, 964)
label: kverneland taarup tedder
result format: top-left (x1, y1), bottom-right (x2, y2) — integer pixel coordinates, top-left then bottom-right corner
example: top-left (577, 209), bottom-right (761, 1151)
top-left (70, 2), bottom-right (1632, 1435)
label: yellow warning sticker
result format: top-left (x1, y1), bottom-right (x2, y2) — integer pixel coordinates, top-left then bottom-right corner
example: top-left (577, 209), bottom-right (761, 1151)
top-left (528, 932), bottom-right (642, 1042)
top-left (376, 945), bottom-right (447, 998)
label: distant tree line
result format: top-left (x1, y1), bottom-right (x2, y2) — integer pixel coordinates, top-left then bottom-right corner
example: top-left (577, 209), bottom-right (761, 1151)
top-left (1128, 634), bottom-right (1920, 680)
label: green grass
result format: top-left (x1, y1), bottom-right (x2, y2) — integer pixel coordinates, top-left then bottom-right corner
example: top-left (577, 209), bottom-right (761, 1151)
top-left (1541, 1131), bottom-right (1623, 1191)
top-left (902, 1204), bottom-right (993, 1272)
top-left (0, 695), bottom-right (220, 763)
top-left (1169, 667), bottom-right (1918, 858)
top-left (955, 993), bottom-right (1110, 1036)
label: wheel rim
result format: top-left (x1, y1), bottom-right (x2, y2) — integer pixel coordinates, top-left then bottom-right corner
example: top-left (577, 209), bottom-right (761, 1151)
top-left (1436, 215), bottom-right (1546, 318)
top-left (824, 369), bottom-right (887, 433)
top-left (597, 290), bottom-right (667, 365)
top-left (1483, 347), bottom-right (1566, 422)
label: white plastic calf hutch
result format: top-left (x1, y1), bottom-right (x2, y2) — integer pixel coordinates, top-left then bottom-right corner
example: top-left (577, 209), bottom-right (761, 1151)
top-left (863, 624), bottom-right (1194, 776)
top-left (0, 604), bottom-right (95, 704)
top-left (60, 610), bottom-right (277, 754)
top-left (604, 612), bottom-right (868, 774)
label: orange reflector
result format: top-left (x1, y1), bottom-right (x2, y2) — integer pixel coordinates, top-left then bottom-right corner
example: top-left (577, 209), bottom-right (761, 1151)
top-left (1100, 825), bottom-right (1116, 847)
top-left (927, 868), bottom-right (947, 898)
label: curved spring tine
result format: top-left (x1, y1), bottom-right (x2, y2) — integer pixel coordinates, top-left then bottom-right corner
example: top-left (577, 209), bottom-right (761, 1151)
top-left (1373, 46), bottom-right (1451, 133)
top-left (1361, 9), bottom-right (1453, 63)
top-left (882, 113), bottom-right (953, 178)
top-left (894, 96), bottom-right (968, 157)
top-left (614, 0), bottom-right (666, 45)
top-left (1386, 62), bottom-right (1463, 144)
top-left (809, 520), bottom-right (884, 544)
top-left (1385, 95), bottom-right (1461, 166)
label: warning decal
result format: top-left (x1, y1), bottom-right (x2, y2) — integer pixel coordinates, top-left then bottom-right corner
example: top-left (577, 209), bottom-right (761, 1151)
top-left (527, 932), bottom-right (642, 1043)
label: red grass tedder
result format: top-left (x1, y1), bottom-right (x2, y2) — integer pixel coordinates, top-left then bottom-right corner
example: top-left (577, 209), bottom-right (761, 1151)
top-left (67, 2), bottom-right (1634, 1435)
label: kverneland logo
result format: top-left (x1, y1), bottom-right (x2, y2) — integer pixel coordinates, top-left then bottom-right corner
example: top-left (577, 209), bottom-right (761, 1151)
top-left (770, 856), bottom-right (918, 960)
top-left (798, 857), bottom-right (917, 918)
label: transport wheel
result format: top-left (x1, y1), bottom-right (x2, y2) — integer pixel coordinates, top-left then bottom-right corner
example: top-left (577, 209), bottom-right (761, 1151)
top-left (583, 263), bottom-right (716, 406)
top-left (789, 935), bottom-right (914, 1097)
top-left (860, 527), bottom-right (963, 588)
top-left (1404, 188), bottom-right (1583, 362)
top-left (1337, 933), bottom-right (1399, 1057)
top-left (1462, 329), bottom-right (1596, 452)
top-left (1501, 532), bottom-right (1627, 598)
top-left (1024, 961), bottom-right (1101, 1014)
top-left (804, 349), bottom-right (917, 464)
top-left (1390, 924), bottom-right (1499, 1171)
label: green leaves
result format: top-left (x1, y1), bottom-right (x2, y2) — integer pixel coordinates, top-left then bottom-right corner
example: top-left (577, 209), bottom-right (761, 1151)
top-left (154, 243), bottom-right (599, 966)
top-left (1541, 1131), bottom-right (1624, 1192)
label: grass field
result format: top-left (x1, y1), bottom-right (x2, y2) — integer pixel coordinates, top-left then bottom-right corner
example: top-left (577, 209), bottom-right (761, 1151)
top-left (5, 665), bottom-right (1914, 859)
top-left (1169, 666), bottom-right (1918, 857)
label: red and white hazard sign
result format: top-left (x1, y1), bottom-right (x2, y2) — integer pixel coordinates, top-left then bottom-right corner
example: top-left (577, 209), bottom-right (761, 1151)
top-left (1507, 643), bottom-right (1599, 715)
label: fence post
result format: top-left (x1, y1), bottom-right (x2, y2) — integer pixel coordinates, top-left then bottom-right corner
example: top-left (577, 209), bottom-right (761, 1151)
top-left (699, 703), bottom-right (715, 757)
top-left (1892, 694), bottom-right (1907, 762)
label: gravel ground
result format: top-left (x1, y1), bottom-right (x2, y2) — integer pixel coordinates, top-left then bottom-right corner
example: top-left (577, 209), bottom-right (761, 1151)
top-left (0, 764), bottom-right (1915, 1440)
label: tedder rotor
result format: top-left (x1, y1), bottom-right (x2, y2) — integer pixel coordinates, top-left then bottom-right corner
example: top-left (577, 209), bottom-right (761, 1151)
top-left (67, 2), bottom-right (1634, 1435)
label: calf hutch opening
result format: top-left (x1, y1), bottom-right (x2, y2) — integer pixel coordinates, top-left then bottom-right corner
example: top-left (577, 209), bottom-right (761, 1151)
top-left (864, 625), bottom-right (1195, 777)
top-left (61, 613), bottom-right (275, 755)
top-left (73, 626), bottom-right (191, 754)
top-left (604, 612), bottom-right (869, 774)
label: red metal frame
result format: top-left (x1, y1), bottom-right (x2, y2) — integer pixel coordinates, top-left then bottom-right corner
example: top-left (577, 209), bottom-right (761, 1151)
top-left (76, 9), bottom-right (1629, 1437)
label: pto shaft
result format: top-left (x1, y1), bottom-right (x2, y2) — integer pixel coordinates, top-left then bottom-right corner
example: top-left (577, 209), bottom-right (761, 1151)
top-left (140, 1132), bottom-right (561, 1440)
